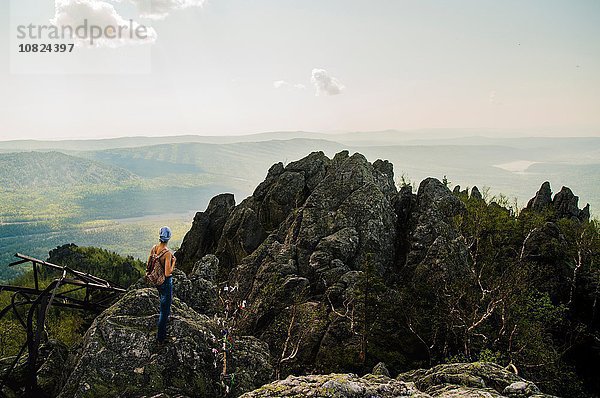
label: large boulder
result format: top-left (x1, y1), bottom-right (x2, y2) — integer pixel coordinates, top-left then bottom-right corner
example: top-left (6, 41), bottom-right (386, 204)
top-left (58, 288), bottom-right (273, 398)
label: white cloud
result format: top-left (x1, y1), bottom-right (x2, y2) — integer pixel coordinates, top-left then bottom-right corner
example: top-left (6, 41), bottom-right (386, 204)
top-left (273, 80), bottom-right (306, 90)
top-left (489, 90), bottom-right (502, 105)
top-left (52, 0), bottom-right (157, 48)
top-left (311, 68), bottom-right (344, 96)
top-left (124, 0), bottom-right (206, 20)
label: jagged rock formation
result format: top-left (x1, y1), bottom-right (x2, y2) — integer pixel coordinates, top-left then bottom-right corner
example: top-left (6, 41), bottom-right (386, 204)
top-left (175, 152), bottom-right (596, 384)
top-left (525, 181), bottom-right (589, 221)
top-left (553, 187), bottom-right (590, 221)
top-left (241, 362), bottom-right (556, 398)
top-left (527, 181), bottom-right (553, 212)
top-left (173, 151), bottom-right (475, 376)
top-left (224, 151), bottom-right (401, 374)
top-left (57, 288), bottom-right (273, 398)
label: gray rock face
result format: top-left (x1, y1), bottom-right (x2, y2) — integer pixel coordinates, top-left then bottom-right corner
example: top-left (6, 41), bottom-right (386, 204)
top-left (171, 267), bottom-right (220, 316)
top-left (58, 288), bottom-right (273, 398)
top-left (552, 186), bottom-right (588, 221)
top-left (223, 152), bottom-right (401, 374)
top-left (527, 181), bottom-right (553, 212)
top-left (175, 193), bottom-right (235, 273)
top-left (190, 254), bottom-right (219, 281)
top-left (405, 177), bottom-right (468, 276)
top-left (525, 182), bottom-right (589, 222)
top-left (209, 152), bottom-right (335, 277)
top-left (215, 200), bottom-right (269, 276)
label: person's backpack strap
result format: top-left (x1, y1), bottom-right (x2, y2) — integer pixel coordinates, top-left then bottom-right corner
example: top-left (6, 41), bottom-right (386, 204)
top-left (156, 248), bottom-right (169, 259)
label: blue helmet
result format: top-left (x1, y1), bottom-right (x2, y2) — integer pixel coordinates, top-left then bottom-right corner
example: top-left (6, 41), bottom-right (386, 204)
top-left (159, 226), bottom-right (172, 243)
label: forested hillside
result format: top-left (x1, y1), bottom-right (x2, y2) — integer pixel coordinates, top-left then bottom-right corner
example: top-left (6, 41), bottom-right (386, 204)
top-left (0, 151), bottom-right (137, 190)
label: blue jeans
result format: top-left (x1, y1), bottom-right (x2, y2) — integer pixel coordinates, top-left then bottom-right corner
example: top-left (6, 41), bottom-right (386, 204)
top-left (157, 276), bottom-right (173, 342)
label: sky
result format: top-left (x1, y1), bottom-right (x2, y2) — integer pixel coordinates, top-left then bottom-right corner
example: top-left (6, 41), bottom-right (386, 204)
top-left (0, 0), bottom-right (599, 140)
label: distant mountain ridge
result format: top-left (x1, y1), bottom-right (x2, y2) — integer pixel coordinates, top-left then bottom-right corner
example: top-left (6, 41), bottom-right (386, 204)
top-left (1, 130), bottom-right (598, 152)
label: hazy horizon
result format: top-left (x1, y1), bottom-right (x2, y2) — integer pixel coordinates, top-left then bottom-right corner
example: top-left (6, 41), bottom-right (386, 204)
top-left (1, 127), bottom-right (600, 143)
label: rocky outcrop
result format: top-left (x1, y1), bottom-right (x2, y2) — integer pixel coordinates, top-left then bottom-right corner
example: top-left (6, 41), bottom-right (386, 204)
top-left (403, 177), bottom-right (466, 269)
top-left (175, 194), bottom-right (236, 273)
top-left (527, 182), bottom-right (553, 212)
top-left (239, 373), bottom-right (428, 398)
top-left (240, 362), bottom-right (556, 398)
top-left (224, 151), bottom-right (401, 374)
top-left (552, 187), bottom-right (589, 221)
top-left (398, 362), bottom-right (531, 395)
top-left (58, 288), bottom-right (273, 398)
top-left (525, 182), bottom-right (589, 222)
top-left (470, 186), bottom-right (483, 201)
top-left (174, 152), bottom-right (477, 376)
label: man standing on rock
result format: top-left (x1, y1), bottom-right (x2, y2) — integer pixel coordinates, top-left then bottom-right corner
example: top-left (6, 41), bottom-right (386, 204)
top-left (149, 226), bottom-right (176, 344)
